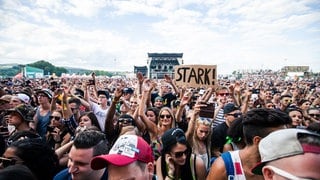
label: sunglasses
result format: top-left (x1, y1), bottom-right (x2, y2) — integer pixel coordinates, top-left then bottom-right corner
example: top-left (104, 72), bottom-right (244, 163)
top-left (171, 149), bottom-right (189, 158)
top-left (309, 114), bottom-right (320, 118)
top-left (118, 118), bottom-right (133, 124)
top-left (160, 114), bottom-right (171, 119)
top-left (71, 108), bottom-right (79, 111)
top-left (49, 116), bottom-right (61, 121)
top-left (283, 99), bottom-right (292, 102)
top-left (0, 157), bottom-right (17, 168)
top-left (227, 112), bottom-right (242, 118)
top-left (219, 93), bottom-right (230, 96)
top-left (197, 118), bottom-right (212, 125)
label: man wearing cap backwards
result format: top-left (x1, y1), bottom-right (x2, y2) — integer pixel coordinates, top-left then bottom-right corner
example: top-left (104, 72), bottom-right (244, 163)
top-left (91, 134), bottom-right (155, 180)
top-left (207, 108), bottom-right (292, 180)
top-left (252, 128), bottom-right (320, 180)
top-left (118, 87), bottom-right (134, 114)
top-left (9, 93), bottom-right (30, 107)
top-left (54, 130), bottom-right (110, 180)
top-left (211, 103), bottom-right (242, 157)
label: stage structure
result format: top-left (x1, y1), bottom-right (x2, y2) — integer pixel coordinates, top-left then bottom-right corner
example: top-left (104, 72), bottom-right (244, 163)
top-left (147, 53), bottom-right (183, 79)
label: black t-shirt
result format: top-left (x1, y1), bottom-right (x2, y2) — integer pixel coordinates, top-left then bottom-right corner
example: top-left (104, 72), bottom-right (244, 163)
top-left (211, 122), bottom-right (228, 153)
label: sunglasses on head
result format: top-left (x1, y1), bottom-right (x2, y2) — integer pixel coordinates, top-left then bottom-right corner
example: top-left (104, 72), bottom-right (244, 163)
top-left (197, 118), bottom-right (212, 125)
top-left (0, 157), bottom-right (17, 168)
top-left (172, 149), bottom-right (189, 158)
top-left (160, 114), bottom-right (171, 119)
top-left (49, 116), bottom-right (60, 121)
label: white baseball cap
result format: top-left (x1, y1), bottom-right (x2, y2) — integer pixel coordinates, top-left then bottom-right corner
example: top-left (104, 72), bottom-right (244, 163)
top-left (16, 93), bottom-right (30, 104)
top-left (252, 128), bottom-right (320, 175)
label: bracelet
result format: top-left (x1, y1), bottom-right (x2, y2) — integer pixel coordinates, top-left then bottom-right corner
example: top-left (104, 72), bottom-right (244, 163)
top-left (167, 174), bottom-right (174, 180)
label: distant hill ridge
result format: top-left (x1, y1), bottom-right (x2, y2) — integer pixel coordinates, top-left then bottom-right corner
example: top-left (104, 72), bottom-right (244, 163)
top-left (0, 63), bottom-right (91, 73)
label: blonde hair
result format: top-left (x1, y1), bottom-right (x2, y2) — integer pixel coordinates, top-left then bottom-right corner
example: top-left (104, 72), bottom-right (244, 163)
top-left (191, 118), bottom-right (212, 167)
top-left (157, 107), bottom-right (176, 128)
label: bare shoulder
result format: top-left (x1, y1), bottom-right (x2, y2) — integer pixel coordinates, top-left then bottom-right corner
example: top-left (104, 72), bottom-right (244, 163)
top-left (206, 157), bottom-right (227, 180)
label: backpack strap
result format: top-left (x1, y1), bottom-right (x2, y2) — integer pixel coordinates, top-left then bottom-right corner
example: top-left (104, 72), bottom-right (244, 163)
top-left (221, 152), bottom-right (234, 179)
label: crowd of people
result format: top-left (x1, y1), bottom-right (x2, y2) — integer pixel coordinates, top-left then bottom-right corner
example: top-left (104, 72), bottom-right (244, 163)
top-left (0, 71), bottom-right (319, 180)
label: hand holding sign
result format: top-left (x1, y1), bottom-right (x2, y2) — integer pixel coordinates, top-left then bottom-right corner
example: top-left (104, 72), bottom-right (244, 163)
top-left (174, 65), bottom-right (217, 88)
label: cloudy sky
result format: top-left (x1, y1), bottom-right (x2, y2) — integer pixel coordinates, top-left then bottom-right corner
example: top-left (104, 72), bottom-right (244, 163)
top-left (0, 0), bottom-right (319, 74)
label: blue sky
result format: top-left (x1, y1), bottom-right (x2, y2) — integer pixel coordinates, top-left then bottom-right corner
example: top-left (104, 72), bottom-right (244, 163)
top-left (0, 0), bottom-right (319, 74)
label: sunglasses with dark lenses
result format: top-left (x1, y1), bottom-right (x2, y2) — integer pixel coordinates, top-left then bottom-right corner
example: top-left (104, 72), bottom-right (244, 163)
top-left (160, 114), bottom-right (171, 119)
top-left (71, 108), bottom-right (79, 111)
top-left (49, 116), bottom-right (60, 121)
top-left (118, 118), bottom-right (133, 124)
top-left (0, 157), bottom-right (17, 168)
top-left (219, 93), bottom-right (230, 96)
top-left (227, 112), bottom-right (242, 118)
top-left (283, 99), bottom-right (292, 103)
top-left (172, 149), bottom-right (189, 158)
top-left (309, 114), bottom-right (320, 118)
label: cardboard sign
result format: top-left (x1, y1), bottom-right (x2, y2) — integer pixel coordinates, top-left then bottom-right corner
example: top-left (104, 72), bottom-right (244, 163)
top-left (174, 65), bottom-right (217, 88)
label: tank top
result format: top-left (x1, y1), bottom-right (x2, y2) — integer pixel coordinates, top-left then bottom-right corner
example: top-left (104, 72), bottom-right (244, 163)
top-left (222, 150), bottom-right (246, 180)
top-left (36, 108), bottom-right (51, 140)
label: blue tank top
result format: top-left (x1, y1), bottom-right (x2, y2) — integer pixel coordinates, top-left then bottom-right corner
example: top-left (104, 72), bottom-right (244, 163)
top-left (36, 108), bottom-right (51, 140)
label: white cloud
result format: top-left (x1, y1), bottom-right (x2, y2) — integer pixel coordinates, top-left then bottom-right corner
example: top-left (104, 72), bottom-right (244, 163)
top-left (0, 0), bottom-right (319, 74)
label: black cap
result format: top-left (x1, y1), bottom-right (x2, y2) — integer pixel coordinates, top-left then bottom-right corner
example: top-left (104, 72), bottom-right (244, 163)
top-left (223, 103), bottom-right (239, 114)
top-left (161, 128), bottom-right (186, 152)
top-left (123, 87), bottom-right (134, 94)
top-left (97, 90), bottom-right (110, 99)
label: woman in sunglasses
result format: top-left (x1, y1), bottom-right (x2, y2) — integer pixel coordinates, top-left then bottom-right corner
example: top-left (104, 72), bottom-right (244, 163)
top-left (139, 80), bottom-right (176, 160)
top-left (156, 128), bottom-right (206, 180)
top-left (0, 138), bottom-right (59, 180)
top-left (46, 110), bottom-right (71, 150)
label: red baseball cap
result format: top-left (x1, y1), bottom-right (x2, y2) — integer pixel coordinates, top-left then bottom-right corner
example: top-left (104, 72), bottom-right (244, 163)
top-left (91, 135), bottom-right (153, 169)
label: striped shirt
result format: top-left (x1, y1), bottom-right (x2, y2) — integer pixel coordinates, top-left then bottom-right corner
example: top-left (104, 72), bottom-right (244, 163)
top-left (213, 108), bottom-right (225, 129)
